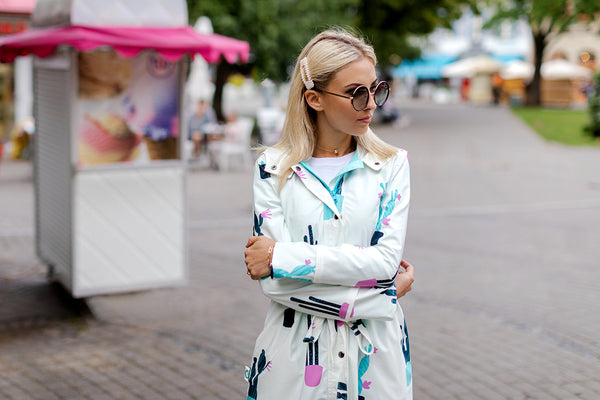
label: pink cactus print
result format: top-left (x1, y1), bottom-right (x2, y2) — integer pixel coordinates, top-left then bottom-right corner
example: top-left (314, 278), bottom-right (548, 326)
top-left (261, 209), bottom-right (272, 219)
top-left (295, 169), bottom-right (307, 179)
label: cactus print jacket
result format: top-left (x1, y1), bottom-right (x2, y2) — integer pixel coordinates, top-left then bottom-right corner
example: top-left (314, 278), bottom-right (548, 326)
top-left (245, 142), bottom-right (412, 400)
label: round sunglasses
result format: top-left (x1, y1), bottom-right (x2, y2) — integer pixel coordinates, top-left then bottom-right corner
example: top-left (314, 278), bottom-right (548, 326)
top-left (313, 81), bottom-right (390, 111)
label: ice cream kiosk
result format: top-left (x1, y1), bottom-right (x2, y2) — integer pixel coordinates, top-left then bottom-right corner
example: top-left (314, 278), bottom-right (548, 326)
top-left (0, 0), bottom-right (249, 297)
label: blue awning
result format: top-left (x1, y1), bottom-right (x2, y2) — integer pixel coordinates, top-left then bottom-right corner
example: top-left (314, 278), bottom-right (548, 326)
top-left (393, 54), bottom-right (458, 80)
top-left (491, 54), bottom-right (525, 64)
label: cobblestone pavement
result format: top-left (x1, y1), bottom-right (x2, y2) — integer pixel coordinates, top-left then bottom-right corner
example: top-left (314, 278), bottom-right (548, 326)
top-left (1, 102), bottom-right (599, 399)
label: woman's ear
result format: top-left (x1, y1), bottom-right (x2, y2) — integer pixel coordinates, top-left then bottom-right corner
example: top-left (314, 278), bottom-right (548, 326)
top-left (304, 90), bottom-right (324, 111)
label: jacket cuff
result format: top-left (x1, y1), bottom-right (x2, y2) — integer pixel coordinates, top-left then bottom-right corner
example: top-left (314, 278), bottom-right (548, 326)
top-left (271, 242), bottom-right (317, 282)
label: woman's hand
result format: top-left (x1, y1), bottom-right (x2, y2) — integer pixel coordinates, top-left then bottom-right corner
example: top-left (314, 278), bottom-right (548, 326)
top-left (395, 259), bottom-right (414, 299)
top-left (244, 236), bottom-right (276, 280)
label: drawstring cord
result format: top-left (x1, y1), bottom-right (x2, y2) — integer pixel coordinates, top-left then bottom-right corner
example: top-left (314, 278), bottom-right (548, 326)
top-left (350, 320), bottom-right (375, 356)
top-left (303, 316), bottom-right (325, 343)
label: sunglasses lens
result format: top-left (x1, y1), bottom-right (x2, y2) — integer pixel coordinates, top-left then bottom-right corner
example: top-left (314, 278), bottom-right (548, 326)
top-left (374, 81), bottom-right (390, 107)
top-left (352, 86), bottom-right (370, 111)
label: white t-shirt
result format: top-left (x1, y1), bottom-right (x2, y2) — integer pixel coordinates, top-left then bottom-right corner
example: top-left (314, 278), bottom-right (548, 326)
top-left (307, 152), bottom-right (355, 186)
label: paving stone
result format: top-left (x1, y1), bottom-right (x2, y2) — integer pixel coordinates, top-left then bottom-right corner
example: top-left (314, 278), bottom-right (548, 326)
top-left (1, 103), bottom-right (599, 399)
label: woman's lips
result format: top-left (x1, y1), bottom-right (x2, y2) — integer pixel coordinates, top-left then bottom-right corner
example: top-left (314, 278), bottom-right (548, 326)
top-left (358, 116), bottom-right (372, 124)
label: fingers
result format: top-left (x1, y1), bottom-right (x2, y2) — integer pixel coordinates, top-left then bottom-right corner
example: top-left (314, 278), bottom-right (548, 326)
top-left (246, 264), bottom-right (270, 280)
top-left (400, 259), bottom-right (413, 271)
top-left (246, 235), bottom-right (261, 248)
top-left (396, 259), bottom-right (415, 299)
top-left (244, 236), bottom-right (275, 280)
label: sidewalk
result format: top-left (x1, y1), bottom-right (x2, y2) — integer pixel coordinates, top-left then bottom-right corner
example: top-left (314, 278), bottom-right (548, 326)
top-left (0, 157), bottom-right (260, 399)
top-left (1, 102), bottom-right (600, 399)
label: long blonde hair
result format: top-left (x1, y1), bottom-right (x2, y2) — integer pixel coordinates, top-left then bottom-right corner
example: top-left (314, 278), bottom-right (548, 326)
top-left (273, 27), bottom-right (397, 188)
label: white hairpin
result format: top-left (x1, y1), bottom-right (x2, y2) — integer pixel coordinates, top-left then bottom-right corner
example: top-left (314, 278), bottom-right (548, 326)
top-left (300, 57), bottom-right (314, 90)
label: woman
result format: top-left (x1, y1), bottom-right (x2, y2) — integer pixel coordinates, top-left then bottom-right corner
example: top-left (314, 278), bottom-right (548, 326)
top-left (244, 28), bottom-right (414, 400)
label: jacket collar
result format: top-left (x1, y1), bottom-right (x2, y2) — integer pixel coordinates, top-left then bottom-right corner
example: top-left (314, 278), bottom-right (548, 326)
top-left (262, 141), bottom-right (388, 178)
top-left (356, 145), bottom-right (387, 171)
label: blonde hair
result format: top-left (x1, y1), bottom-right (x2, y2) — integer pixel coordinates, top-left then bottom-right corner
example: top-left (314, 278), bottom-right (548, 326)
top-left (273, 27), bottom-right (397, 188)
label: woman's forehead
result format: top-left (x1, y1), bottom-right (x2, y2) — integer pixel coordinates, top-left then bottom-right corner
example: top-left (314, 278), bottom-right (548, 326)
top-left (330, 58), bottom-right (377, 86)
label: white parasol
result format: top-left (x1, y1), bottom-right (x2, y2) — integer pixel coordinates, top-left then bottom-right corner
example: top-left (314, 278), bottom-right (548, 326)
top-left (500, 60), bottom-right (534, 80)
top-left (442, 54), bottom-right (502, 78)
top-left (541, 59), bottom-right (593, 80)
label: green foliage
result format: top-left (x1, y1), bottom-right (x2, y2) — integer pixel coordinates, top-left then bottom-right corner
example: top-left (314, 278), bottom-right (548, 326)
top-left (355, 0), bottom-right (476, 65)
top-left (186, 0), bottom-right (476, 118)
top-left (512, 107), bottom-right (598, 146)
top-left (187, 0), bottom-right (474, 80)
top-left (187, 0), bottom-right (358, 82)
top-left (484, 0), bottom-right (600, 105)
top-left (586, 72), bottom-right (600, 138)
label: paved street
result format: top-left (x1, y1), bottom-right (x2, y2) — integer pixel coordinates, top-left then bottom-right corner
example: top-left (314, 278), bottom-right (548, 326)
top-left (1, 102), bottom-right (599, 399)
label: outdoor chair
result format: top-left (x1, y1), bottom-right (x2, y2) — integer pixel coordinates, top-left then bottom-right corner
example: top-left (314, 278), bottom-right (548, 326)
top-left (217, 116), bottom-right (254, 172)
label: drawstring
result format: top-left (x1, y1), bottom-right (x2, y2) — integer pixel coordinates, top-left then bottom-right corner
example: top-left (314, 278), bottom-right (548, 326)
top-left (303, 316), bottom-right (325, 344)
top-left (305, 317), bottom-right (374, 356)
top-left (350, 320), bottom-right (375, 355)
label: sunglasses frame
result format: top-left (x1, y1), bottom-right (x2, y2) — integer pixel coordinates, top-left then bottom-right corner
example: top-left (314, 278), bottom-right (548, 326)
top-left (313, 81), bottom-right (390, 111)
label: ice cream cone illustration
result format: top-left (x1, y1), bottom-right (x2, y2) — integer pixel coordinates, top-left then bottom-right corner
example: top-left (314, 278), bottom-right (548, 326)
top-left (78, 113), bottom-right (141, 165)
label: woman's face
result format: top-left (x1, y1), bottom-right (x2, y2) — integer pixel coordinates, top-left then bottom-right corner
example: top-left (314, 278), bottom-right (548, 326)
top-left (314, 57), bottom-right (378, 139)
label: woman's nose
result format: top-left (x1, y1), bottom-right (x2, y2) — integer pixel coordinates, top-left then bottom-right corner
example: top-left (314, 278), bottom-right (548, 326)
top-left (365, 90), bottom-right (378, 110)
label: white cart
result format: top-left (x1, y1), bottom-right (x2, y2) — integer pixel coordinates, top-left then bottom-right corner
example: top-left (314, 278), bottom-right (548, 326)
top-left (0, 0), bottom-right (249, 297)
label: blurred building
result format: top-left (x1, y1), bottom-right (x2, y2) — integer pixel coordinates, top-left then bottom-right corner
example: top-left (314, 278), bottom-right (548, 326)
top-left (545, 17), bottom-right (599, 70)
top-left (395, 8), bottom-right (532, 83)
top-left (395, 6), bottom-right (599, 106)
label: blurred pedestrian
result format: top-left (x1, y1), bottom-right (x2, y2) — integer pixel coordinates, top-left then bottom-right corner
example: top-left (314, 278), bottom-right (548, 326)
top-left (460, 77), bottom-right (470, 101)
top-left (244, 28), bottom-right (414, 400)
top-left (10, 117), bottom-right (35, 160)
top-left (188, 99), bottom-right (219, 165)
top-left (492, 72), bottom-right (503, 105)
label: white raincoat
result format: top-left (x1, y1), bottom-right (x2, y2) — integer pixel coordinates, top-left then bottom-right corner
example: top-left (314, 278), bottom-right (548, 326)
top-left (245, 141), bottom-right (412, 400)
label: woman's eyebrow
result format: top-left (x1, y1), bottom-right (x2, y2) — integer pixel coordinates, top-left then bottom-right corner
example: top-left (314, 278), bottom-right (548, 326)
top-left (342, 79), bottom-right (378, 89)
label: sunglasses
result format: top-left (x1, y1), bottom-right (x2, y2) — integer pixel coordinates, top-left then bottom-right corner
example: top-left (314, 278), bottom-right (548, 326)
top-left (314, 81), bottom-right (390, 111)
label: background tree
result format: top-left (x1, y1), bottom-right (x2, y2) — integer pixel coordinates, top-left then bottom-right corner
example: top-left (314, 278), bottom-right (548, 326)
top-left (355, 0), bottom-right (477, 66)
top-left (186, 0), bottom-right (475, 118)
top-left (187, 0), bottom-right (357, 120)
top-left (485, 0), bottom-right (600, 106)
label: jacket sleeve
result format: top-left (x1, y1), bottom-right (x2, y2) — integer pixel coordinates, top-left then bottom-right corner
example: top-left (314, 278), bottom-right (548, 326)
top-left (252, 152), bottom-right (397, 321)
top-left (270, 151), bottom-right (410, 288)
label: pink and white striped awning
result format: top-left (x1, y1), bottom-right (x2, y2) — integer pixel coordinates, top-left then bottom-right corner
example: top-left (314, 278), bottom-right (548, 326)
top-left (0, 24), bottom-right (250, 63)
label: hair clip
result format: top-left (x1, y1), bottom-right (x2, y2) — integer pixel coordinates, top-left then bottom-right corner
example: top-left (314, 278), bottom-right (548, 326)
top-left (300, 57), bottom-right (314, 90)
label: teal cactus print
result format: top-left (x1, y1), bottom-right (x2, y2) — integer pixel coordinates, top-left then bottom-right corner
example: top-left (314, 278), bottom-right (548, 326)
top-left (303, 225), bottom-right (317, 245)
top-left (358, 350), bottom-right (371, 396)
top-left (358, 343), bottom-right (378, 398)
top-left (272, 259), bottom-right (315, 281)
top-left (402, 320), bottom-right (412, 386)
top-left (253, 209), bottom-right (272, 236)
top-left (259, 162), bottom-right (271, 179)
top-left (245, 349), bottom-right (272, 400)
top-left (337, 382), bottom-right (348, 399)
top-left (371, 182), bottom-right (401, 245)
